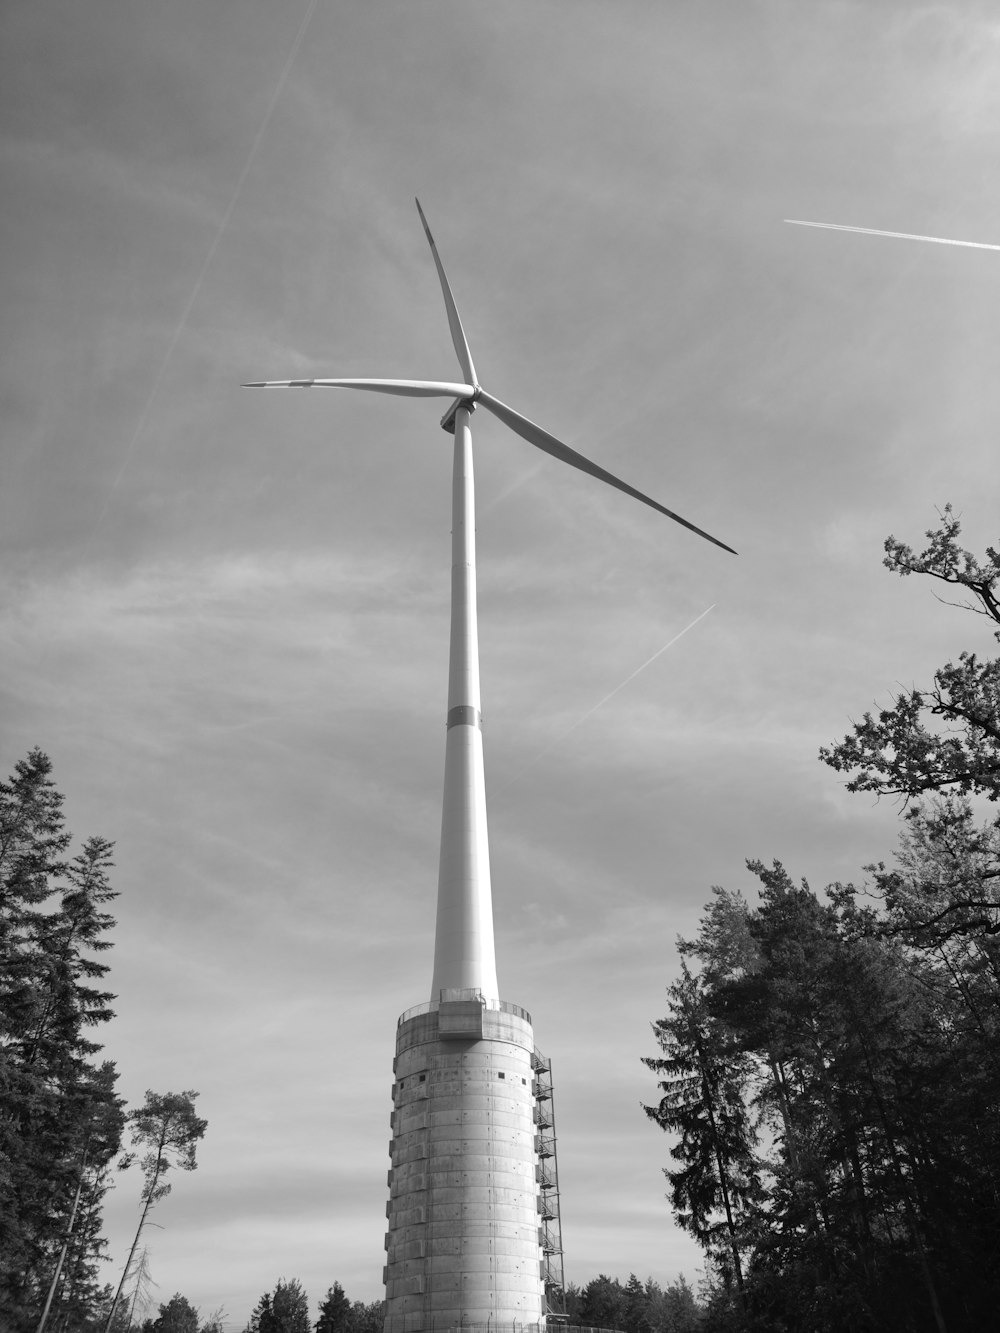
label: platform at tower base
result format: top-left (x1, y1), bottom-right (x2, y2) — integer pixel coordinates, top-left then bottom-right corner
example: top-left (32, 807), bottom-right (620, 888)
top-left (383, 994), bottom-right (548, 1333)
top-left (383, 1326), bottom-right (623, 1333)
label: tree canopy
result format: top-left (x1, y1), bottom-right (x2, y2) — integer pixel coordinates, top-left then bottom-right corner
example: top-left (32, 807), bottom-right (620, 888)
top-left (144, 1293), bottom-right (200, 1333)
top-left (648, 509), bottom-right (1000, 1331)
top-left (821, 504), bottom-right (1000, 813)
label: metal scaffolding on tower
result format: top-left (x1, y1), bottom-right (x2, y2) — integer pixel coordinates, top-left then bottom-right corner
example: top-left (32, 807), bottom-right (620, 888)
top-left (532, 1051), bottom-right (566, 1321)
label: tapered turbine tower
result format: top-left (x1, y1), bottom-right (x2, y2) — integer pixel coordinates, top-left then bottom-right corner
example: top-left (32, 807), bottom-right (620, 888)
top-left (247, 201), bottom-right (734, 1333)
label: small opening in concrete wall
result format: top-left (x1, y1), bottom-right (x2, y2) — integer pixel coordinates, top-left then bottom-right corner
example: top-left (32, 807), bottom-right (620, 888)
top-left (498, 1072), bottom-right (505, 1079)
top-left (419, 1074), bottom-right (426, 1082)
top-left (522, 1077), bottom-right (526, 1084)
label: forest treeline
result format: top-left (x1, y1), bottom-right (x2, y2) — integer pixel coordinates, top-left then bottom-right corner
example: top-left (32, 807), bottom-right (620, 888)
top-left (83, 1278), bottom-right (381, 1333)
top-left (645, 507), bottom-right (1000, 1332)
top-left (128, 1273), bottom-right (704, 1333)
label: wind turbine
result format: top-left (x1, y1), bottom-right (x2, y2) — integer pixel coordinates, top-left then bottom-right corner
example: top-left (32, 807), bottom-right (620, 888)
top-left (246, 198), bottom-right (735, 1007)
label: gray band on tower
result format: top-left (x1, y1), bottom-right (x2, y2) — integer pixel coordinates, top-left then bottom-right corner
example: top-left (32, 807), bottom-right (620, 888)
top-left (447, 705), bottom-right (482, 730)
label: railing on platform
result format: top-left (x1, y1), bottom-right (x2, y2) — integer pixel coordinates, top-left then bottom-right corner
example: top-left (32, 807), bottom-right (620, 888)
top-left (384, 1324), bottom-right (622, 1333)
top-left (397, 992), bottom-right (533, 1026)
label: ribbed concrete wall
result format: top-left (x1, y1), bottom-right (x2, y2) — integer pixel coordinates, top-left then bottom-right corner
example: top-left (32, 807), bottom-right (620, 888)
top-left (383, 999), bottom-right (544, 1333)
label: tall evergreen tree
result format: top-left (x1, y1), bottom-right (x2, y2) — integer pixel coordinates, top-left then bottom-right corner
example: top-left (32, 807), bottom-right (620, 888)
top-left (644, 961), bottom-right (759, 1300)
top-left (644, 1276), bottom-right (701, 1333)
top-left (314, 1283), bottom-right (352, 1333)
top-left (622, 1273), bottom-right (650, 1333)
top-left (245, 1293), bottom-right (274, 1333)
top-left (577, 1274), bottom-right (628, 1330)
top-left (0, 749), bottom-right (124, 1331)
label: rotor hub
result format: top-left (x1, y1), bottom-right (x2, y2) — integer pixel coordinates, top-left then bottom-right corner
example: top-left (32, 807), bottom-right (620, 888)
top-left (440, 389), bottom-right (479, 435)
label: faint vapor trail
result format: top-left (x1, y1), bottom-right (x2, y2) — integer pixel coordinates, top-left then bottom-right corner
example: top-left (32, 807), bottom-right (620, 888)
top-left (785, 218), bottom-right (1000, 252)
top-left (494, 604), bottom-right (716, 795)
top-left (564, 604), bottom-right (716, 730)
top-left (94, 0), bottom-right (320, 528)
top-left (479, 461), bottom-right (544, 517)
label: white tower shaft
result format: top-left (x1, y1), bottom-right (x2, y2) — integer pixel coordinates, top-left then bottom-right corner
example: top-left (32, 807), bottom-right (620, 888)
top-left (430, 405), bottom-right (499, 1003)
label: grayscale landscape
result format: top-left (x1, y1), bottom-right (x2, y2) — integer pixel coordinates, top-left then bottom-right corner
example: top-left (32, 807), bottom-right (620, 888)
top-left (3, 3), bottom-right (998, 1329)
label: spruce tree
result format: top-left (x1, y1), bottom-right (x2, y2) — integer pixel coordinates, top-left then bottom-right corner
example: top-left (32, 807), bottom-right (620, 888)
top-left (644, 962), bottom-right (759, 1300)
top-left (0, 749), bottom-right (124, 1330)
top-left (315, 1283), bottom-right (352, 1333)
top-left (149, 1293), bottom-right (200, 1333)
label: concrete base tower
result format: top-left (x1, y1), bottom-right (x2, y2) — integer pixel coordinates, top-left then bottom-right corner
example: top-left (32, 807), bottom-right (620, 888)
top-left (383, 995), bottom-right (543, 1333)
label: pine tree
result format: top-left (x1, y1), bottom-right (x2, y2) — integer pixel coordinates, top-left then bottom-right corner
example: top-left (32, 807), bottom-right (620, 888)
top-left (104, 1091), bottom-right (207, 1332)
top-left (315, 1283), bottom-right (352, 1333)
top-left (148, 1292), bottom-right (200, 1333)
top-left (644, 961), bottom-right (759, 1301)
top-left (577, 1274), bottom-right (627, 1330)
top-left (621, 1273), bottom-right (648, 1333)
top-left (245, 1293), bottom-right (274, 1333)
top-left (644, 1276), bottom-right (700, 1333)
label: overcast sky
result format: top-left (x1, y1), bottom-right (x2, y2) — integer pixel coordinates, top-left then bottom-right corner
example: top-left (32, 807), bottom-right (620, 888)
top-left (4, 0), bottom-right (1000, 1325)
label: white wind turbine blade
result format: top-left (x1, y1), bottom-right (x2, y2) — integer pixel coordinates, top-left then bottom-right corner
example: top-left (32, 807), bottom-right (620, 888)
top-left (415, 199), bottom-right (478, 387)
top-left (476, 390), bottom-right (737, 554)
top-left (243, 377), bottom-right (476, 398)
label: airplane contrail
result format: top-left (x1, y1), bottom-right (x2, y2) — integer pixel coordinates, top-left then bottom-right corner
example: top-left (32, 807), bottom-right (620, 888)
top-left (93, 0), bottom-right (320, 529)
top-left (494, 604), bottom-right (716, 795)
top-left (565, 603), bottom-right (717, 732)
top-left (785, 218), bottom-right (1000, 252)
